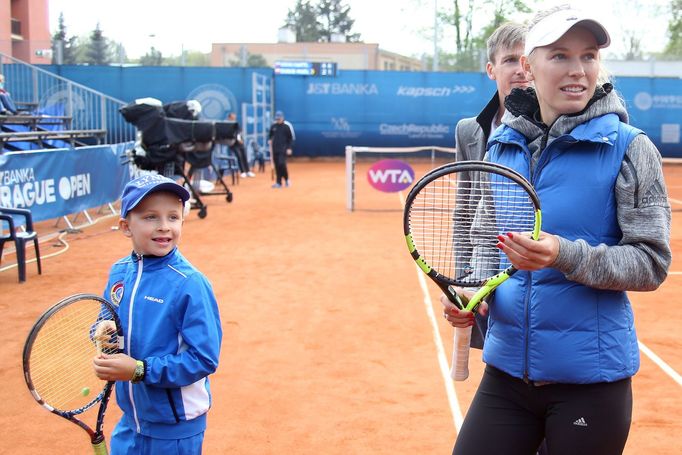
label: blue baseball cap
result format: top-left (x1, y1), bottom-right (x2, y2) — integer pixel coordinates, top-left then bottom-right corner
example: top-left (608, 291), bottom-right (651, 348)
top-left (120, 174), bottom-right (190, 218)
top-left (274, 110), bottom-right (284, 119)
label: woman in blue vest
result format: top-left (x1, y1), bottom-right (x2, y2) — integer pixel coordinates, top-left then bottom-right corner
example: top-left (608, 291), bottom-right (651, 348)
top-left (442, 5), bottom-right (672, 455)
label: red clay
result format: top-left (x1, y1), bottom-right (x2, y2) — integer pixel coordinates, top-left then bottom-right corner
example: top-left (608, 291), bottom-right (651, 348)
top-left (0, 160), bottom-right (680, 454)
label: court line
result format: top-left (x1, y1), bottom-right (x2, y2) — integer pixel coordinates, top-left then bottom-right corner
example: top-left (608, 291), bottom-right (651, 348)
top-left (398, 191), bottom-right (464, 432)
top-left (413, 264), bottom-right (465, 431)
top-left (669, 197), bottom-right (682, 205)
top-left (638, 342), bottom-right (682, 387)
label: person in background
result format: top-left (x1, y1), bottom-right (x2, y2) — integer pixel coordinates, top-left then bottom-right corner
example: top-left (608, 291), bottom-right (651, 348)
top-left (0, 74), bottom-right (19, 115)
top-left (268, 110), bottom-right (294, 188)
top-left (453, 21), bottom-right (530, 350)
top-left (227, 112), bottom-right (255, 178)
top-left (443, 5), bottom-right (671, 454)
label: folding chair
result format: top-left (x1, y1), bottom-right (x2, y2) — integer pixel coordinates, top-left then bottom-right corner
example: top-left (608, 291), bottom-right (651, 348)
top-left (0, 207), bottom-right (42, 282)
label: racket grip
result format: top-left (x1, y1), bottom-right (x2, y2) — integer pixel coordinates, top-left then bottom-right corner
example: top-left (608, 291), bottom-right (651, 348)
top-left (450, 325), bottom-right (473, 381)
top-left (92, 439), bottom-right (108, 455)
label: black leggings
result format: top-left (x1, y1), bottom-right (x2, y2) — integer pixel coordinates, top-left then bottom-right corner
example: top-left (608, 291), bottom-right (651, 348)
top-left (232, 143), bottom-right (249, 173)
top-left (273, 152), bottom-right (289, 184)
top-left (453, 366), bottom-right (632, 455)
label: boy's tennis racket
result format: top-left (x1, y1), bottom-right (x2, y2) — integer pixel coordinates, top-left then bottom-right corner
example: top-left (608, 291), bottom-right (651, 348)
top-left (23, 294), bottom-right (124, 454)
top-left (403, 161), bottom-right (541, 380)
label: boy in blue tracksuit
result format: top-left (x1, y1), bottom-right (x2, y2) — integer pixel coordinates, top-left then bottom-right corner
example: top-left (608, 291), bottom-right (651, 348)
top-left (93, 174), bottom-right (222, 454)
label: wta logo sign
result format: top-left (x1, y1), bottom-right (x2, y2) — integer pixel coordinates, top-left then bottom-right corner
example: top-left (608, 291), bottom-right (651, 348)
top-left (367, 160), bottom-right (415, 192)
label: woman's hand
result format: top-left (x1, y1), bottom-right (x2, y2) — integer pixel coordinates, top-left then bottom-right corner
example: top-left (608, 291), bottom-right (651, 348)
top-left (441, 287), bottom-right (488, 328)
top-left (496, 230), bottom-right (559, 271)
top-left (93, 353), bottom-right (138, 382)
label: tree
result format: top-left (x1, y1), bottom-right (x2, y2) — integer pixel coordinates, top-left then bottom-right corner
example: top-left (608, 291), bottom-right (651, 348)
top-left (285, 0), bottom-right (322, 42)
top-left (664, 0), bottom-right (682, 57)
top-left (284, 0), bottom-right (361, 42)
top-left (162, 50), bottom-right (211, 66)
top-left (51, 12), bottom-right (78, 64)
top-left (84, 24), bottom-right (111, 65)
top-left (229, 48), bottom-right (269, 67)
top-left (139, 47), bottom-right (163, 66)
top-left (317, 0), bottom-right (361, 42)
top-left (436, 0), bottom-right (532, 71)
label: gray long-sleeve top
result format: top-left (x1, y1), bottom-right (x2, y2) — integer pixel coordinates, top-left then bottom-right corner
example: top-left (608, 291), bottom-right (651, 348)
top-left (499, 85), bottom-right (672, 292)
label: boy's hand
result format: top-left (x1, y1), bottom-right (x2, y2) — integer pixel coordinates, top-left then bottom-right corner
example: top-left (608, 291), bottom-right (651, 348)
top-left (93, 353), bottom-right (138, 381)
top-left (93, 320), bottom-right (118, 353)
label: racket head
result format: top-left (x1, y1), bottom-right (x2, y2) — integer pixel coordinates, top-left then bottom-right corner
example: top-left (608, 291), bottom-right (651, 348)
top-left (23, 293), bottom-right (123, 416)
top-left (404, 160), bottom-right (541, 290)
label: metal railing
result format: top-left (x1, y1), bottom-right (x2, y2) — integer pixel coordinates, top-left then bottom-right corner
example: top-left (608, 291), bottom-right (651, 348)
top-left (0, 52), bottom-right (135, 144)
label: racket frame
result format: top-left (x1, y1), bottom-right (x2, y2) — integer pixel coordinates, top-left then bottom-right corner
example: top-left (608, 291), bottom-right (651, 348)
top-left (22, 293), bottom-right (124, 454)
top-left (404, 160), bottom-right (541, 380)
top-left (404, 160), bottom-right (542, 312)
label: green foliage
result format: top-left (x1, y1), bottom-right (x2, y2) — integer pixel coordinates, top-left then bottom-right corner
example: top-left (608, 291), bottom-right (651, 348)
top-left (229, 48), bottom-right (269, 67)
top-left (437, 0), bottom-right (533, 71)
top-left (317, 0), bottom-right (361, 42)
top-left (139, 47), bottom-right (163, 66)
top-left (181, 51), bottom-right (211, 66)
top-left (664, 0), bottom-right (682, 57)
top-left (84, 24), bottom-right (111, 65)
top-left (51, 12), bottom-right (79, 64)
top-left (284, 0), bottom-right (361, 42)
top-left (285, 0), bottom-right (322, 42)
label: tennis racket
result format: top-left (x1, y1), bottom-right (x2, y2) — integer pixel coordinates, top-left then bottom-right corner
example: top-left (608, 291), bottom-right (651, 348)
top-left (403, 161), bottom-right (541, 380)
top-left (23, 293), bottom-right (124, 454)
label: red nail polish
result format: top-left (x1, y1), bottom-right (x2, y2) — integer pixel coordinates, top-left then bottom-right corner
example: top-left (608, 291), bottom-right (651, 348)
top-left (507, 232), bottom-right (514, 239)
top-left (497, 235), bottom-right (505, 242)
top-left (496, 242), bottom-right (503, 249)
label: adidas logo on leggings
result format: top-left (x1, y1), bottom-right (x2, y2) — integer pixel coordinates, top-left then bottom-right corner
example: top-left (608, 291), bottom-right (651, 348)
top-left (573, 417), bottom-right (588, 427)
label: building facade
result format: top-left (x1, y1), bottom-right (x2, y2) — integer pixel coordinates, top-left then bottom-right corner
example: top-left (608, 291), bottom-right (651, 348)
top-left (1, 0), bottom-right (51, 64)
top-left (210, 41), bottom-right (423, 71)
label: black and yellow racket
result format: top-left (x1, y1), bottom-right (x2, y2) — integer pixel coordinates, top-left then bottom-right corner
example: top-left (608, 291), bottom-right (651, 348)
top-left (403, 161), bottom-right (541, 380)
top-left (23, 294), bottom-right (124, 454)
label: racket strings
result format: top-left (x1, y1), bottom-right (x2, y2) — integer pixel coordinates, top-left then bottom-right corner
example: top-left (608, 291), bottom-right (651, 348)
top-left (408, 173), bottom-right (536, 285)
top-left (27, 299), bottom-right (119, 412)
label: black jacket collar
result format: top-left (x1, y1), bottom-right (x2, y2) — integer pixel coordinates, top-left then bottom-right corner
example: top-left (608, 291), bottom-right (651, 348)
top-left (476, 91), bottom-right (502, 140)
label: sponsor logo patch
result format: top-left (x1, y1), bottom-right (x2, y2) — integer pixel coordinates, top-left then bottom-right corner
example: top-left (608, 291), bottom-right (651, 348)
top-left (110, 281), bottom-right (124, 306)
top-left (367, 160), bottom-right (415, 193)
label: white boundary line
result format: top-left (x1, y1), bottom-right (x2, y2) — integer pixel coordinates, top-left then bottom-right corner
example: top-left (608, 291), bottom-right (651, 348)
top-left (638, 341), bottom-right (682, 387)
top-left (399, 191), bottom-right (464, 431)
top-left (413, 264), bottom-right (465, 431)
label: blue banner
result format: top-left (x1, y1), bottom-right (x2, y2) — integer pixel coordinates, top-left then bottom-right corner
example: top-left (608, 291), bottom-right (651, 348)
top-left (616, 76), bottom-right (682, 158)
top-left (275, 70), bottom-right (494, 156)
top-left (0, 143), bottom-right (132, 222)
top-left (35, 65), bottom-right (681, 157)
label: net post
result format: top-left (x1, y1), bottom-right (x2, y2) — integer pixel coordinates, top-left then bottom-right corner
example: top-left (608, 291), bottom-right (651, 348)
top-left (345, 146), bottom-right (355, 211)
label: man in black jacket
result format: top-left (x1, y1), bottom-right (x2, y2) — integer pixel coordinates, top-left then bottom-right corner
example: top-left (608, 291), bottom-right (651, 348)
top-left (453, 22), bottom-right (529, 349)
top-left (268, 110), bottom-right (294, 188)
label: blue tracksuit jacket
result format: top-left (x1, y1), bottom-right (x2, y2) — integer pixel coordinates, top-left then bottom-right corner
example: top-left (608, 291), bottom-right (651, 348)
top-left (104, 247), bottom-right (222, 439)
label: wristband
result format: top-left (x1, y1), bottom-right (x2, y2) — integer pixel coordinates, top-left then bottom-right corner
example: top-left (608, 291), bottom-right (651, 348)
top-left (131, 360), bottom-right (145, 383)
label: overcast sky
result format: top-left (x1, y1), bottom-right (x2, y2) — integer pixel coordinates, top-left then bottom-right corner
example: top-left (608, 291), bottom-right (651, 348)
top-left (48, 0), bottom-right (671, 60)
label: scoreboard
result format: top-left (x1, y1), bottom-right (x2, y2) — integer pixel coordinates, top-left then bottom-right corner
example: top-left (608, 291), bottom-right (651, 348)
top-left (274, 61), bottom-right (337, 77)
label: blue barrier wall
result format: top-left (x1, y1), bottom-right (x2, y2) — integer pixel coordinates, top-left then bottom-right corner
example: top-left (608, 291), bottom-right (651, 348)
top-left (39, 66), bottom-right (681, 158)
top-left (43, 65), bottom-right (272, 121)
top-left (0, 143), bottom-right (132, 221)
top-left (274, 71), bottom-right (494, 155)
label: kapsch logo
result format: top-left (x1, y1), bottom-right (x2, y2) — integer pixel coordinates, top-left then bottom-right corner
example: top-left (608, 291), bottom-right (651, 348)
top-left (367, 160), bottom-right (415, 193)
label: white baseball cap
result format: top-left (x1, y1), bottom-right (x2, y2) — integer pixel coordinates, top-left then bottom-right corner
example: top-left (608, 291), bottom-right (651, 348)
top-left (525, 7), bottom-right (610, 55)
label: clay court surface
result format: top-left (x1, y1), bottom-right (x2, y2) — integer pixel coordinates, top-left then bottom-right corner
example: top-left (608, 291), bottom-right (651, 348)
top-left (0, 160), bottom-right (681, 454)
